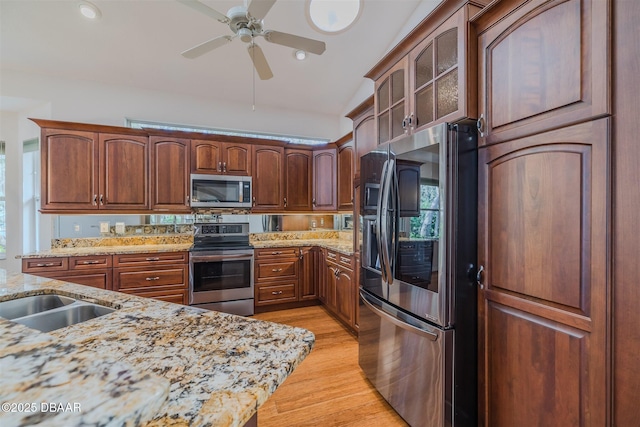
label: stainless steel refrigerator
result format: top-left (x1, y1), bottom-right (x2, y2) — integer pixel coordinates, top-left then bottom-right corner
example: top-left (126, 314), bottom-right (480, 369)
top-left (358, 121), bottom-right (478, 427)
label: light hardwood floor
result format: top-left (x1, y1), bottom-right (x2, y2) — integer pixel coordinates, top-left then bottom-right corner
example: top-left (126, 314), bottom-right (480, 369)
top-left (253, 305), bottom-right (408, 427)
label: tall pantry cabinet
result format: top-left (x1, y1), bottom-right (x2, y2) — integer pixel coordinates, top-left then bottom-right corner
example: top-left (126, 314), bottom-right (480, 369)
top-left (472, 0), bottom-right (610, 425)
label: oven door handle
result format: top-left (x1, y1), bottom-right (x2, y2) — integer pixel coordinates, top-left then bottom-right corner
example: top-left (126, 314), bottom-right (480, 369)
top-left (190, 253), bottom-right (254, 263)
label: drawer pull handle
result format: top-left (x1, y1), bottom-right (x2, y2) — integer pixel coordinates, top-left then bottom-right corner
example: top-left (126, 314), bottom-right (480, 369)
top-left (146, 276), bottom-right (160, 281)
top-left (271, 268), bottom-right (283, 272)
top-left (328, 253), bottom-right (336, 259)
top-left (81, 260), bottom-right (101, 265)
top-left (271, 290), bottom-right (283, 295)
top-left (35, 263), bottom-right (56, 267)
top-left (340, 257), bottom-right (350, 263)
top-left (145, 257), bottom-right (160, 261)
top-left (271, 251), bottom-right (282, 255)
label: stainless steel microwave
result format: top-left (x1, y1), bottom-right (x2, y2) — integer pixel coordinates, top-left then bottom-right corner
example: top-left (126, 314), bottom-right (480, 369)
top-left (190, 174), bottom-right (252, 209)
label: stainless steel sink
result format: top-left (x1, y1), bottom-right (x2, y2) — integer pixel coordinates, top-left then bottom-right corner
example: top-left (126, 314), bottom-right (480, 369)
top-left (0, 294), bottom-right (75, 320)
top-left (13, 303), bottom-right (115, 333)
top-left (0, 294), bottom-right (116, 333)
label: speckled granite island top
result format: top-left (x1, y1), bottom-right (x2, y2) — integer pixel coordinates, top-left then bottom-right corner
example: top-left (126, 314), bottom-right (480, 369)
top-left (0, 272), bottom-right (315, 427)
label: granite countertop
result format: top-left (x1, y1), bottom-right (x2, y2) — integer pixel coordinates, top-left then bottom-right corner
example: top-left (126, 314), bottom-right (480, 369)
top-left (0, 272), bottom-right (315, 427)
top-left (251, 239), bottom-right (355, 256)
top-left (19, 243), bottom-right (194, 259)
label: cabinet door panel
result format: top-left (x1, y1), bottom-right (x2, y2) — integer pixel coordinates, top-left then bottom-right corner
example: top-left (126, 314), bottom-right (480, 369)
top-left (478, 0), bottom-right (609, 144)
top-left (478, 119), bottom-right (609, 426)
top-left (100, 133), bottom-right (149, 209)
top-left (223, 143), bottom-right (251, 176)
top-left (51, 270), bottom-right (112, 290)
top-left (335, 269), bottom-right (354, 326)
top-left (252, 145), bottom-right (284, 211)
top-left (150, 137), bottom-right (190, 211)
top-left (312, 149), bottom-right (337, 211)
top-left (337, 145), bottom-right (354, 210)
top-left (285, 149), bottom-right (312, 211)
top-left (41, 129), bottom-right (99, 210)
top-left (191, 140), bottom-right (223, 174)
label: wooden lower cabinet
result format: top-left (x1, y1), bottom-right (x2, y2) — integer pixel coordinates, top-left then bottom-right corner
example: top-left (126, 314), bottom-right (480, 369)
top-left (477, 119), bottom-right (609, 426)
top-left (323, 250), bottom-right (356, 332)
top-left (22, 252), bottom-right (189, 304)
top-left (299, 246), bottom-right (321, 300)
top-left (113, 252), bottom-right (188, 305)
top-left (254, 247), bottom-right (300, 306)
top-left (22, 255), bottom-right (112, 290)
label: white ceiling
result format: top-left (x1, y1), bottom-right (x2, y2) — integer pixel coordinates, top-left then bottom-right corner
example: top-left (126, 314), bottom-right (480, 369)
top-left (0, 0), bottom-right (440, 126)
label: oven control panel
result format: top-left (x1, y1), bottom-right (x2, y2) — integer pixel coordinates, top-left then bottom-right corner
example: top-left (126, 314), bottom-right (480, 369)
top-left (196, 222), bottom-right (249, 236)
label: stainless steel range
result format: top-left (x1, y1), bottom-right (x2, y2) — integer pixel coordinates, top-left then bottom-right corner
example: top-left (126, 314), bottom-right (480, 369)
top-left (189, 222), bottom-right (254, 316)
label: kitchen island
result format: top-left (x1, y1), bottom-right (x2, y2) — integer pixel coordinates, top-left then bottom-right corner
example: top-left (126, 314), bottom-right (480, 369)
top-left (0, 271), bottom-right (315, 427)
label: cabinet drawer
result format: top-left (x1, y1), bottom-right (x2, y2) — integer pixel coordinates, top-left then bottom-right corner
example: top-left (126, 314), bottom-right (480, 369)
top-left (256, 283), bottom-right (297, 304)
top-left (69, 255), bottom-right (112, 270)
top-left (114, 252), bottom-right (187, 267)
top-left (22, 257), bottom-right (68, 274)
top-left (118, 287), bottom-right (188, 305)
top-left (255, 247), bottom-right (298, 259)
top-left (338, 254), bottom-right (353, 270)
top-left (47, 270), bottom-right (112, 290)
top-left (256, 259), bottom-right (298, 280)
top-left (114, 266), bottom-right (188, 290)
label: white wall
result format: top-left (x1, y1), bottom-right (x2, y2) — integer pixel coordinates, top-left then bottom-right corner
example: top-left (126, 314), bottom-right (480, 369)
top-left (2, 69), bottom-right (339, 140)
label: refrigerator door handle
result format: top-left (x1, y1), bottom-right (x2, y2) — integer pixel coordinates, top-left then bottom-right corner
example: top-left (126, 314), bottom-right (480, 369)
top-left (376, 160), bottom-right (389, 283)
top-left (379, 158), bottom-right (395, 285)
top-left (361, 291), bottom-right (438, 341)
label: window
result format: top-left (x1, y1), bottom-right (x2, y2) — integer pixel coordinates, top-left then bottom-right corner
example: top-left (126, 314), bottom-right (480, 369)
top-left (126, 119), bottom-right (329, 146)
top-left (23, 139), bottom-right (40, 253)
top-left (409, 180), bottom-right (440, 239)
top-left (0, 142), bottom-right (5, 259)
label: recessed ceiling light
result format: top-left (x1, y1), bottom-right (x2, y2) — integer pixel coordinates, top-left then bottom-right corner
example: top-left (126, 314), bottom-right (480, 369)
top-left (78, 1), bottom-right (101, 20)
top-left (306, 0), bottom-right (362, 34)
top-left (295, 50), bottom-right (307, 60)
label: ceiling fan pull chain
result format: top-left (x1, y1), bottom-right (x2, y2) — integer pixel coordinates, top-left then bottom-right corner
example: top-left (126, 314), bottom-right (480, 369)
top-left (251, 40), bottom-right (256, 111)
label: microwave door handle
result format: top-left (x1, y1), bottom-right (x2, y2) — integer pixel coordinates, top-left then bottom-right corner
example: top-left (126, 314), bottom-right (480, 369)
top-left (239, 181), bottom-right (243, 203)
top-left (376, 160), bottom-right (389, 283)
top-left (380, 159), bottom-right (395, 285)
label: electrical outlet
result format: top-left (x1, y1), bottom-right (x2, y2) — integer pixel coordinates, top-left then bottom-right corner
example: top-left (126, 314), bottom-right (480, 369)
top-left (115, 222), bottom-right (125, 234)
top-left (74, 224), bottom-right (81, 233)
top-left (99, 222), bottom-right (109, 233)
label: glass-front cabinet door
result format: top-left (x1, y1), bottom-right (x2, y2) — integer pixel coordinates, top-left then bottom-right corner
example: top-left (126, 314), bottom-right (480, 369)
top-left (375, 58), bottom-right (409, 145)
top-left (409, 5), bottom-right (469, 132)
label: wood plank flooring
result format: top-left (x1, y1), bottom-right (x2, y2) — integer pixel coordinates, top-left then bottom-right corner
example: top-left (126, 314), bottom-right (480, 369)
top-left (253, 306), bottom-right (408, 427)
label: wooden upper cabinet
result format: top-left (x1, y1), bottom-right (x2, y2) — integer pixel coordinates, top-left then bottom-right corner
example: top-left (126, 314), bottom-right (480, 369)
top-left (369, 1), bottom-right (484, 145)
top-left (312, 148), bottom-right (337, 211)
top-left (150, 136), bottom-right (190, 212)
top-left (347, 95), bottom-right (375, 178)
top-left (375, 59), bottom-right (409, 145)
top-left (191, 140), bottom-right (251, 175)
top-left (41, 129), bottom-right (99, 211)
top-left (477, 119), bottom-right (609, 427)
top-left (284, 149), bottom-right (312, 211)
top-left (252, 145), bottom-right (285, 211)
top-left (100, 133), bottom-right (149, 210)
top-left (475, 0), bottom-right (610, 145)
top-left (41, 128), bottom-right (149, 211)
top-left (337, 143), bottom-right (354, 211)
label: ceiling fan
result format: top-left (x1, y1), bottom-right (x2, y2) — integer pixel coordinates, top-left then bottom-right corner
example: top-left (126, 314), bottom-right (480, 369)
top-left (177, 0), bottom-right (326, 80)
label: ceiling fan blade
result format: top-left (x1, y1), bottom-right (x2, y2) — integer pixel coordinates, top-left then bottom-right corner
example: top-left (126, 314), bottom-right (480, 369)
top-left (247, 43), bottom-right (274, 80)
top-left (182, 35), bottom-right (233, 59)
top-left (176, 0), bottom-right (229, 24)
top-left (247, 0), bottom-right (277, 21)
top-left (263, 30), bottom-right (326, 55)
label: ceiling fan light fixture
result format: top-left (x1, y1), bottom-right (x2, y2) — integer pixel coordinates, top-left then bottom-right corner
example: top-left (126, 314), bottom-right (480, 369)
top-left (238, 27), bottom-right (253, 43)
top-left (295, 50), bottom-right (307, 60)
top-left (78, 1), bottom-right (101, 20)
